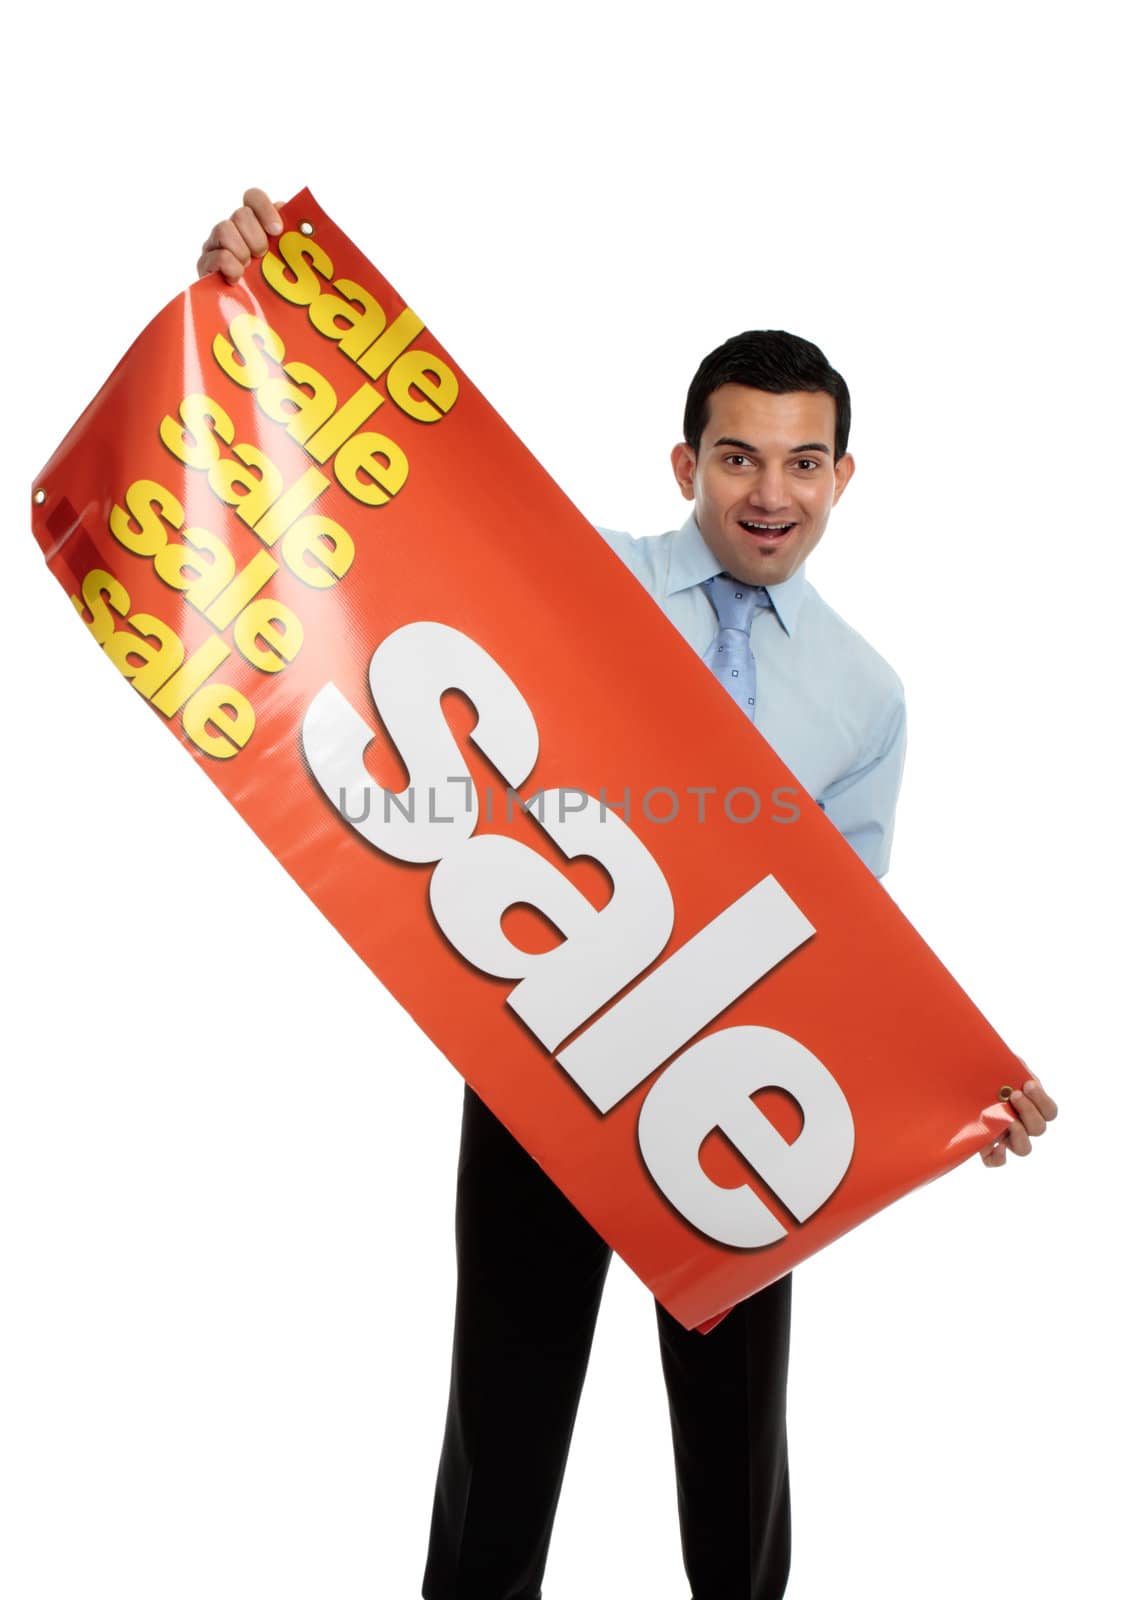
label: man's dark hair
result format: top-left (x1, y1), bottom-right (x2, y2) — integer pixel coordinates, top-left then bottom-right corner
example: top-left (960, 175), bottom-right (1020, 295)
top-left (683, 330), bottom-right (851, 461)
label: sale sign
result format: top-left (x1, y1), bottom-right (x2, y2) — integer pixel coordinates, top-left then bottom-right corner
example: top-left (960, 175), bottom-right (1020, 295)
top-left (30, 188), bottom-right (1017, 1331)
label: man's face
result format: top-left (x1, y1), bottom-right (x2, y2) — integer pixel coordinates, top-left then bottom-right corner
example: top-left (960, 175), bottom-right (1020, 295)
top-left (670, 384), bottom-right (855, 587)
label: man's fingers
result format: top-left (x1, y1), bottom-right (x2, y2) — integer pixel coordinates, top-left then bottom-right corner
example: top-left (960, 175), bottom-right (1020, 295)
top-left (1023, 1078), bottom-right (1058, 1123)
top-left (231, 204), bottom-right (270, 260)
top-left (197, 245), bottom-right (251, 284)
top-left (1009, 1088), bottom-right (1048, 1138)
top-left (1005, 1120), bottom-right (1032, 1157)
top-left (197, 190), bottom-right (285, 282)
top-left (981, 1071), bottom-right (1058, 1168)
top-left (243, 187), bottom-right (283, 237)
top-left (197, 219), bottom-right (256, 284)
top-left (211, 218), bottom-right (253, 267)
top-left (195, 188), bottom-right (284, 282)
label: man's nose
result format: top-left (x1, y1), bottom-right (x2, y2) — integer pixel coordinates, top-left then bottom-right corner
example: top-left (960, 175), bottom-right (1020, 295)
top-left (748, 468), bottom-right (790, 511)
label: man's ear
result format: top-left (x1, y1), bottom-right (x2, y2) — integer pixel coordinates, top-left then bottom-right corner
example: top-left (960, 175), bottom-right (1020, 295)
top-left (671, 441), bottom-right (697, 501)
top-left (832, 451), bottom-right (855, 505)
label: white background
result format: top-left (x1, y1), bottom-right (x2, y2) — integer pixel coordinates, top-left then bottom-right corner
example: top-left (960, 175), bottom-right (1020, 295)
top-left (3, 3), bottom-right (1126, 1596)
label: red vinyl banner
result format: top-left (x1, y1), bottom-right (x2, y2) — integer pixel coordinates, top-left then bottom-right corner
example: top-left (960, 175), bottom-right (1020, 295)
top-left (30, 188), bottom-right (1017, 1331)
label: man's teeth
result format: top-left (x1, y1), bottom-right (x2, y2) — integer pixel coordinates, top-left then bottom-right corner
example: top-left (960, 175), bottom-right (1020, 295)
top-left (741, 521), bottom-right (794, 532)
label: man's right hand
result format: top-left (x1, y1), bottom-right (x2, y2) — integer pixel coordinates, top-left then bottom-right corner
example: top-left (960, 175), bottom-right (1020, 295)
top-left (196, 188), bottom-right (283, 283)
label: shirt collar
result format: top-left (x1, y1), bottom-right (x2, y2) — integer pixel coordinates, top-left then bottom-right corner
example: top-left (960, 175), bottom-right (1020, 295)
top-left (663, 515), bottom-right (807, 637)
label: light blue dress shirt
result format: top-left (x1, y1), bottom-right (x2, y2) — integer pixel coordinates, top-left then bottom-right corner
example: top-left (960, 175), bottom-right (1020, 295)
top-left (595, 515), bottom-right (907, 878)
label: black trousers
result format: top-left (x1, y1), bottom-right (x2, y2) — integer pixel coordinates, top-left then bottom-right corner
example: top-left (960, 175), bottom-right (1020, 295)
top-left (422, 1088), bottom-right (792, 1600)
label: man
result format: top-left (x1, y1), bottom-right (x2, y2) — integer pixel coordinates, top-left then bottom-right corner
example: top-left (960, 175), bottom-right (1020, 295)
top-left (199, 190), bottom-right (1057, 1599)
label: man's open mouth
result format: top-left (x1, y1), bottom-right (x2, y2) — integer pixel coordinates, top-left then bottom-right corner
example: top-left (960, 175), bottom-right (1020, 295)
top-left (739, 520), bottom-right (796, 541)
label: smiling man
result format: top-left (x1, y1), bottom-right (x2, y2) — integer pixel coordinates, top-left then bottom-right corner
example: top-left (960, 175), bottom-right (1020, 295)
top-left (198, 195), bottom-right (1058, 1600)
top-left (673, 371), bottom-right (855, 584)
top-left (595, 332), bottom-right (903, 879)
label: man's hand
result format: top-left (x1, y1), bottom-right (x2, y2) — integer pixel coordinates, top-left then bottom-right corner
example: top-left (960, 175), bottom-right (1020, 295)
top-left (982, 1075), bottom-right (1058, 1167)
top-left (196, 188), bottom-right (283, 284)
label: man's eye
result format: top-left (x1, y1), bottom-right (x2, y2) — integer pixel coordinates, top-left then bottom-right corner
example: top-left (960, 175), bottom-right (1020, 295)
top-left (794, 458), bottom-right (820, 471)
top-left (724, 453), bottom-right (750, 467)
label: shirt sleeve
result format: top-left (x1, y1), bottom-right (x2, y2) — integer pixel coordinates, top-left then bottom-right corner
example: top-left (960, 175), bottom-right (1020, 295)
top-left (816, 693), bottom-right (907, 878)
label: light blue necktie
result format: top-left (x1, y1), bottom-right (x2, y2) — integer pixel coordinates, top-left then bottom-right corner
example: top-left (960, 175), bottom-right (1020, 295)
top-left (702, 573), bottom-right (772, 718)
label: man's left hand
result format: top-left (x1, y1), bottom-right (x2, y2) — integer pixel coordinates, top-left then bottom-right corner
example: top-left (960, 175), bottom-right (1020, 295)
top-left (982, 1076), bottom-right (1058, 1167)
